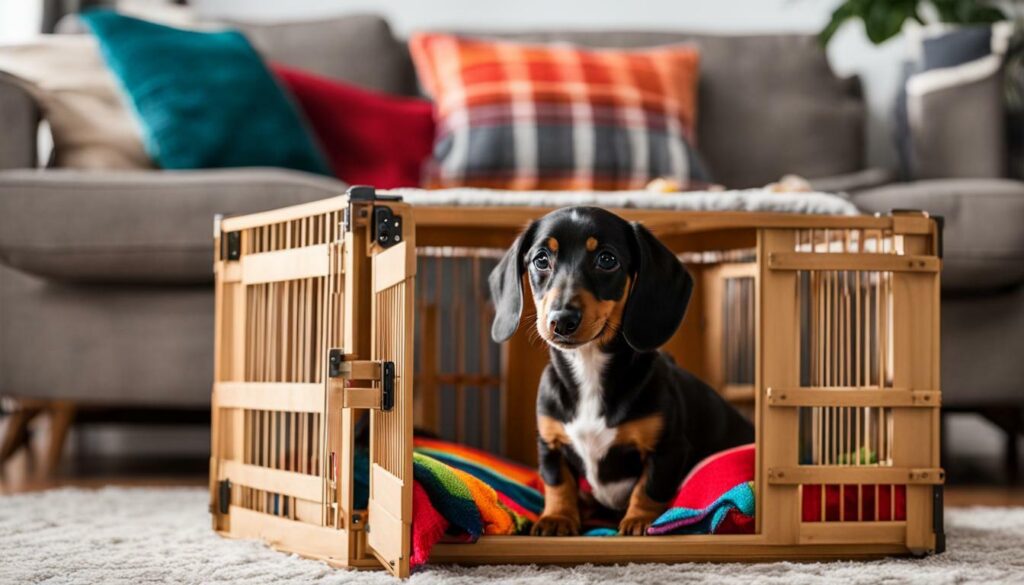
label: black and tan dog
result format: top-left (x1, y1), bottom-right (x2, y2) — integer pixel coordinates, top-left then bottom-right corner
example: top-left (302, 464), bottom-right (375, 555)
top-left (489, 207), bottom-right (754, 536)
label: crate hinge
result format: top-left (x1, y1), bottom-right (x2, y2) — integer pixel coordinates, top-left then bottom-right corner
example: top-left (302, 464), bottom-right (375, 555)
top-left (328, 348), bottom-right (395, 411)
top-left (218, 479), bottom-right (231, 514)
top-left (344, 185), bottom-right (404, 249)
top-left (221, 231), bottom-right (241, 261)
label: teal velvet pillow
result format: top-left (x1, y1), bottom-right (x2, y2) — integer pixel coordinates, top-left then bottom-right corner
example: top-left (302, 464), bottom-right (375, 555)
top-left (81, 10), bottom-right (330, 175)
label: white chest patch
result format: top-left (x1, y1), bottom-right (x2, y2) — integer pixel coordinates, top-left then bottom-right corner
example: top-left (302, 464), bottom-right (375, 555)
top-left (562, 344), bottom-right (634, 510)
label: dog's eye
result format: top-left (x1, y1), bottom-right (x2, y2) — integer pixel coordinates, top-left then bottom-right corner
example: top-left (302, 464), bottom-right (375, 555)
top-left (533, 252), bottom-right (551, 271)
top-left (595, 251), bottom-right (619, 271)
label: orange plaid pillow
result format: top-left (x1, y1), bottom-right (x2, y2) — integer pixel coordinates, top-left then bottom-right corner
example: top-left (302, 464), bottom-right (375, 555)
top-left (410, 33), bottom-right (705, 191)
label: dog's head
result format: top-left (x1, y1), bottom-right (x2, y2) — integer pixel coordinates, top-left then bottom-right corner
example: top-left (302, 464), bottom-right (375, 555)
top-left (489, 207), bottom-right (693, 352)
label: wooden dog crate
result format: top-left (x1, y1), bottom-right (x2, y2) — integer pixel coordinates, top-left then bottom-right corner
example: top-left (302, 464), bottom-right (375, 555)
top-left (210, 187), bottom-right (944, 577)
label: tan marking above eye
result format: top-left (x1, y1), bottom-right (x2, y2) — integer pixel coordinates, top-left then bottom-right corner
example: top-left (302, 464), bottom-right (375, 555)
top-left (586, 237), bottom-right (598, 252)
top-left (547, 237), bottom-right (559, 252)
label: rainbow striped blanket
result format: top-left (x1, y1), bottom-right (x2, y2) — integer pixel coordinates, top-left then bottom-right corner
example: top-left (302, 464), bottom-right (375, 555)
top-left (355, 438), bottom-right (756, 567)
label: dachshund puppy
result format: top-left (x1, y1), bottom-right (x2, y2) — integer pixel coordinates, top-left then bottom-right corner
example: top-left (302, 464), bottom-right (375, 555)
top-left (489, 207), bottom-right (753, 536)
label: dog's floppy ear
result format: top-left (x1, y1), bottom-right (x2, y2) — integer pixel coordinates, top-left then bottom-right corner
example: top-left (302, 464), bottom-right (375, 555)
top-left (622, 222), bottom-right (694, 352)
top-left (489, 222), bottom-right (537, 343)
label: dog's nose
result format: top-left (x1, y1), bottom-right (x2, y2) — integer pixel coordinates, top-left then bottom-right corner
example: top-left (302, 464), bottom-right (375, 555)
top-left (548, 308), bottom-right (582, 336)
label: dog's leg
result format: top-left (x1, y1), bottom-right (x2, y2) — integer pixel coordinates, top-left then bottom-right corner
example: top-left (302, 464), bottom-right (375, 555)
top-left (619, 446), bottom-right (689, 535)
top-left (619, 474), bottom-right (669, 536)
top-left (532, 435), bottom-right (581, 536)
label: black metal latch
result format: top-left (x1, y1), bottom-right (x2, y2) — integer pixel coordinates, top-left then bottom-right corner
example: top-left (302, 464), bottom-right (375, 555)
top-left (381, 361), bottom-right (395, 411)
top-left (327, 349), bottom-right (396, 412)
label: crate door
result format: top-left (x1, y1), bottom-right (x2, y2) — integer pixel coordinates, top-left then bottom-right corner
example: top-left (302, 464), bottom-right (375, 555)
top-left (366, 232), bottom-right (416, 577)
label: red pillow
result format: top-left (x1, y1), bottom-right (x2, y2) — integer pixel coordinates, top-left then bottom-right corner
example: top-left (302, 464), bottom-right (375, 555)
top-left (271, 64), bottom-right (435, 188)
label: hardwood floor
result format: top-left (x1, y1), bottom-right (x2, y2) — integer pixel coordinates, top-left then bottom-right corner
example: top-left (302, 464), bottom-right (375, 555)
top-left (945, 486), bottom-right (1024, 507)
top-left (0, 446), bottom-right (206, 495)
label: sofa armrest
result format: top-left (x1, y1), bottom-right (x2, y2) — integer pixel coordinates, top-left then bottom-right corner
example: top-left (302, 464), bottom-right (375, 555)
top-left (0, 168), bottom-right (347, 284)
top-left (807, 167), bottom-right (895, 195)
top-left (0, 76), bottom-right (38, 170)
top-left (905, 55), bottom-right (1006, 179)
top-left (853, 179), bottom-right (1024, 293)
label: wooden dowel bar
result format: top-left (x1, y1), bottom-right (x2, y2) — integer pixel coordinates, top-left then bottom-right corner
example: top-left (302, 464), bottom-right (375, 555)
top-left (770, 253), bottom-right (938, 273)
top-left (221, 460), bottom-right (324, 502)
top-left (216, 382), bottom-right (326, 413)
top-left (768, 466), bottom-right (944, 485)
top-left (767, 388), bottom-right (940, 408)
top-left (241, 245), bottom-right (331, 286)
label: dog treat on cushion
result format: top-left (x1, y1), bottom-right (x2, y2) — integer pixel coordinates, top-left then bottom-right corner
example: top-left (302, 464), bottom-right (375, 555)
top-left (0, 36), bottom-right (151, 169)
top-left (410, 33), bottom-right (708, 191)
top-left (81, 10), bottom-right (330, 175)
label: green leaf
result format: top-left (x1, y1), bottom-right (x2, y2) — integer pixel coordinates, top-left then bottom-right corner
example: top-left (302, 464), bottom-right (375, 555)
top-left (819, 2), bottom-right (858, 46)
top-left (932, 0), bottom-right (958, 22)
top-left (820, 0), bottom-right (1006, 47)
top-left (864, 0), bottom-right (913, 44)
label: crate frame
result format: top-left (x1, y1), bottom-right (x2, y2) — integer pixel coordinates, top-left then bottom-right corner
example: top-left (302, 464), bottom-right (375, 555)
top-left (210, 191), bottom-right (943, 577)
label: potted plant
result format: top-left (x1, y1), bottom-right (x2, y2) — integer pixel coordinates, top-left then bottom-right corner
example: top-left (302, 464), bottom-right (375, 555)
top-left (820, 0), bottom-right (1022, 179)
top-left (819, 0), bottom-right (1007, 45)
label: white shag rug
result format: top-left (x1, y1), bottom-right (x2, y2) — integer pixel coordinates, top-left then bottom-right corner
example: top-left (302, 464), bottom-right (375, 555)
top-left (2, 487), bottom-right (1022, 584)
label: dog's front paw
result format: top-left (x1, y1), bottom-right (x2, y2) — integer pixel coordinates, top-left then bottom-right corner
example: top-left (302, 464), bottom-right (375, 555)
top-left (531, 514), bottom-right (580, 536)
top-left (618, 512), bottom-right (658, 536)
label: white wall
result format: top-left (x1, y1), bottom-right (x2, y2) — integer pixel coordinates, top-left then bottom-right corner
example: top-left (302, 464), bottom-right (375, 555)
top-left (194, 0), bottom-right (910, 169)
top-left (0, 0), bottom-right (42, 43)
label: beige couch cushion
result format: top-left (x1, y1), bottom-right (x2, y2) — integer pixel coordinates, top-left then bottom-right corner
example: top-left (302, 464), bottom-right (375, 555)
top-left (0, 35), bottom-right (151, 169)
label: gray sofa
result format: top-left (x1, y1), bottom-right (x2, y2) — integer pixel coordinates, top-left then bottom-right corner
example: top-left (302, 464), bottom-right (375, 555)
top-left (0, 14), bottom-right (1021, 469)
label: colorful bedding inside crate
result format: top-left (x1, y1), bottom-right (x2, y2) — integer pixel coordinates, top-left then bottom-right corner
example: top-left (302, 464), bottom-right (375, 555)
top-left (357, 438), bottom-right (911, 566)
top-left (356, 438), bottom-right (759, 566)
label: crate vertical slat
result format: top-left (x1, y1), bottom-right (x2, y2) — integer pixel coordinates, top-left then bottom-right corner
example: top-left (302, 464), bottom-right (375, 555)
top-left (757, 229), bottom-right (802, 543)
top-left (367, 239), bottom-right (417, 577)
top-left (890, 227), bottom-right (941, 553)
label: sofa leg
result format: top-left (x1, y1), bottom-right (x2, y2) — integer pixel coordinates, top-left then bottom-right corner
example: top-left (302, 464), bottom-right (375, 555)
top-left (45, 402), bottom-right (75, 475)
top-left (0, 402), bottom-right (42, 466)
top-left (977, 406), bottom-right (1024, 485)
top-left (1007, 429), bottom-right (1021, 486)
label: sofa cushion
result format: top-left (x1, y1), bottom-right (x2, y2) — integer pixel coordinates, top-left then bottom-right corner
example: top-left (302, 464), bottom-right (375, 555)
top-left (409, 33), bottom-right (707, 191)
top-left (0, 77), bottom-right (38, 170)
top-left (82, 10), bottom-right (331, 176)
top-left (0, 35), bottom-right (151, 170)
top-left (272, 64), bottom-right (435, 188)
top-left (229, 14), bottom-right (416, 96)
top-left (0, 168), bottom-right (346, 285)
top-left (853, 179), bottom-right (1024, 292)
top-left (403, 31), bottom-right (864, 188)
top-left (905, 55), bottom-right (1006, 180)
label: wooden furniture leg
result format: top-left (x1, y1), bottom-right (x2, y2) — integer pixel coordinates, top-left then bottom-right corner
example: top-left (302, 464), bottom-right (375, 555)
top-left (1, 401), bottom-right (42, 466)
top-left (45, 402), bottom-right (75, 475)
